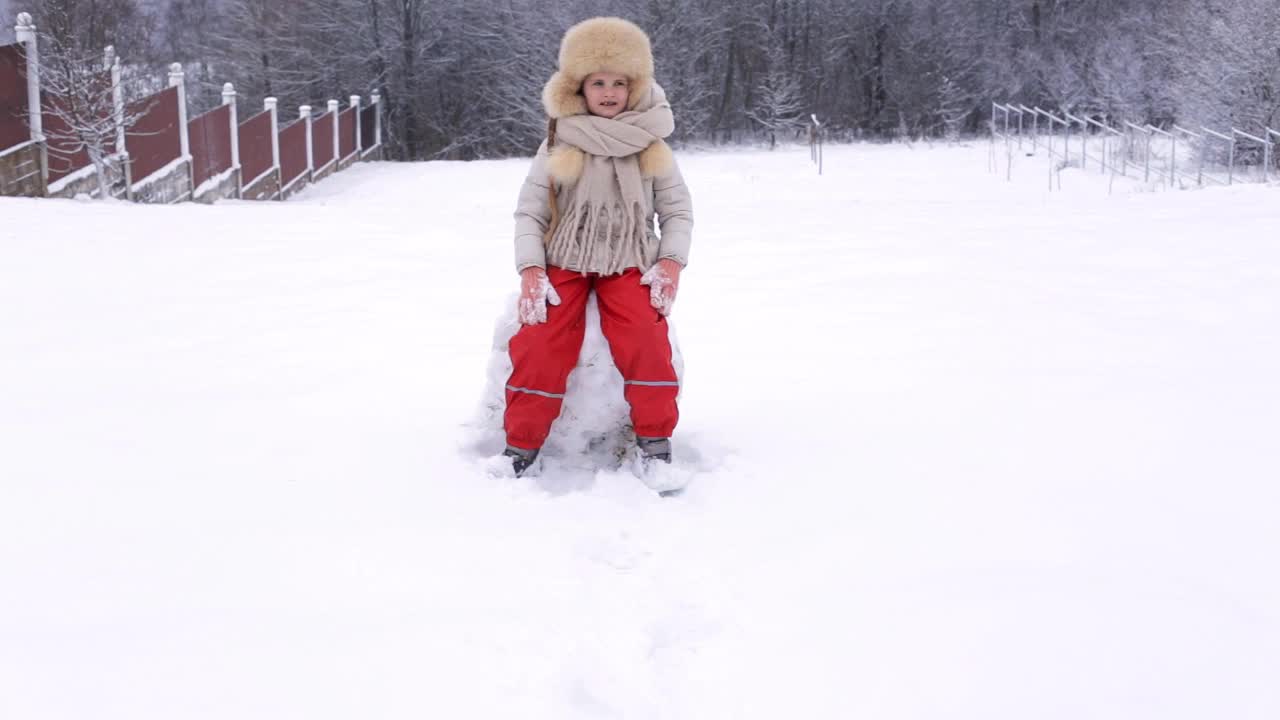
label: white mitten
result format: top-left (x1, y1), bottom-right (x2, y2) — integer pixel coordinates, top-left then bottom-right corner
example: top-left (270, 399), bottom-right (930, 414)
top-left (518, 269), bottom-right (561, 325)
top-left (640, 260), bottom-right (680, 316)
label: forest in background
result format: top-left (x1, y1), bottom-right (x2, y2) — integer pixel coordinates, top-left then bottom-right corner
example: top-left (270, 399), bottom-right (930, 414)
top-left (9, 0), bottom-right (1280, 160)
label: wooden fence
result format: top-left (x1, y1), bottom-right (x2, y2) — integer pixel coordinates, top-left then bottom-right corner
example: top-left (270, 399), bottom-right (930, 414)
top-left (0, 12), bottom-right (384, 203)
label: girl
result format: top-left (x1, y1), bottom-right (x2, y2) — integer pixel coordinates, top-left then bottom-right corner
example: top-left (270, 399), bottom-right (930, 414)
top-left (503, 17), bottom-right (694, 477)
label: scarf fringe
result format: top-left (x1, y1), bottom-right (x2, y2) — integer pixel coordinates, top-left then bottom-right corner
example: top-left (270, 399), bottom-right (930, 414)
top-left (547, 201), bottom-right (650, 275)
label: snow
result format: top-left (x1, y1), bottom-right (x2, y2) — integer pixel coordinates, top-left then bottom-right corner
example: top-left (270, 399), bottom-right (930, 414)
top-left (2, 143), bottom-right (1279, 719)
top-left (192, 165), bottom-right (238, 199)
top-left (129, 155), bottom-right (190, 195)
top-left (45, 160), bottom-right (99, 195)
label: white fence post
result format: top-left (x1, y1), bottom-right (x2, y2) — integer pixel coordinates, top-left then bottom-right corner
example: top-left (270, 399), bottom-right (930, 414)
top-left (14, 13), bottom-right (42, 143)
top-left (14, 12), bottom-right (46, 187)
top-left (1267, 129), bottom-right (1278, 183)
top-left (300, 105), bottom-right (314, 180)
top-left (104, 46), bottom-right (129, 198)
top-left (223, 83), bottom-right (240, 198)
top-left (168, 64), bottom-right (191, 160)
top-left (372, 91), bottom-right (382, 148)
top-left (327, 99), bottom-right (339, 165)
top-left (104, 47), bottom-right (125, 156)
top-left (350, 95), bottom-right (361, 156)
top-left (264, 97), bottom-right (280, 197)
top-left (168, 63), bottom-right (192, 198)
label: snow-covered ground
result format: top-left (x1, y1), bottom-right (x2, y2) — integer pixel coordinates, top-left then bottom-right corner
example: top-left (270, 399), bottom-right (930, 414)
top-left (2, 143), bottom-right (1278, 719)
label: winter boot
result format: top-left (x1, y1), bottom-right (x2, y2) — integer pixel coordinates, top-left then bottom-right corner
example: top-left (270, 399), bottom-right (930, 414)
top-left (635, 437), bottom-right (685, 497)
top-left (636, 437), bottom-right (672, 465)
top-left (503, 446), bottom-right (540, 477)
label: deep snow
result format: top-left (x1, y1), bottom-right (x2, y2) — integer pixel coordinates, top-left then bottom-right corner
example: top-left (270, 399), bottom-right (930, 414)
top-left (2, 143), bottom-right (1278, 719)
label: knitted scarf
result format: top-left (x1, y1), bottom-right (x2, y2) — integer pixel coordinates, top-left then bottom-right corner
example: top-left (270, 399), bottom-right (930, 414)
top-left (545, 90), bottom-right (674, 275)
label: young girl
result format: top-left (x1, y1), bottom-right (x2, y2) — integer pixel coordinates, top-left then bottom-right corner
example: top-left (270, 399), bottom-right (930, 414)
top-left (503, 17), bottom-right (694, 477)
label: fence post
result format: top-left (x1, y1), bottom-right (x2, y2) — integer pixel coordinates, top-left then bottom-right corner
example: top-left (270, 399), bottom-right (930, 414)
top-left (300, 105), bottom-right (314, 181)
top-left (1198, 136), bottom-right (1207, 186)
top-left (1120, 122), bottom-right (1152, 182)
top-left (1046, 114), bottom-right (1054, 161)
top-left (328, 99), bottom-right (339, 167)
top-left (350, 95), bottom-right (361, 157)
top-left (1146, 131), bottom-right (1157, 183)
top-left (168, 63), bottom-right (193, 199)
top-left (371, 91), bottom-right (382, 148)
top-left (1264, 129), bottom-right (1274, 183)
top-left (1267, 132), bottom-right (1274, 184)
top-left (222, 83), bottom-right (240, 198)
top-left (104, 48), bottom-right (124, 153)
top-left (1080, 119), bottom-right (1087, 170)
top-left (14, 13), bottom-right (47, 191)
top-left (1228, 137), bottom-right (1235, 185)
top-left (103, 46), bottom-right (130, 199)
top-left (1064, 117), bottom-right (1071, 166)
top-left (264, 97), bottom-right (280, 198)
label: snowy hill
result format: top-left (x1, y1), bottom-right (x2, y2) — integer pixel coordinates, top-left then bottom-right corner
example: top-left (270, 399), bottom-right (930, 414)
top-left (2, 144), bottom-right (1278, 719)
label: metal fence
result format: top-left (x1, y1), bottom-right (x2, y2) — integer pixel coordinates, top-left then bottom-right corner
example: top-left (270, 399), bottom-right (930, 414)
top-left (990, 102), bottom-right (1277, 192)
top-left (808, 114), bottom-right (823, 175)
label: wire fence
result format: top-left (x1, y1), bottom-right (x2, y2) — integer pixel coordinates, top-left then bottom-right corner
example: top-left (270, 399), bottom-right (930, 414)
top-left (989, 102), bottom-right (1278, 192)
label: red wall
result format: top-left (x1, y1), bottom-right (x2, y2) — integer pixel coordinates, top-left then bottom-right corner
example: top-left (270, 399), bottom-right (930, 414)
top-left (338, 107), bottom-right (355, 159)
top-left (278, 118), bottom-right (308, 186)
top-left (312, 112), bottom-right (334, 169)
top-left (0, 44), bottom-right (30, 151)
top-left (126, 86), bottom-right (182, 182)
top-left (238, 110), bottom-right (274, 185)
top-left (189, 104), bottom-right (232, 188)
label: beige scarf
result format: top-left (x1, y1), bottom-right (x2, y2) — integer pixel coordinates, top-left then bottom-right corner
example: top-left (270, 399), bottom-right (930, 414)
top-left (543, 87), bottom-right (674, 275)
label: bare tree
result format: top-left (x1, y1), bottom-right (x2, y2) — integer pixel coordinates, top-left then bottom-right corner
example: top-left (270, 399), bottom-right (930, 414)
top-left (29, 0), bottom-right (155, 59)
top-left (108, 0), bottom-right (1274, 159)
top-left (36, 32), bottom-right (127, 198)
top-left (1172, 0), bottom-right (1280, 132)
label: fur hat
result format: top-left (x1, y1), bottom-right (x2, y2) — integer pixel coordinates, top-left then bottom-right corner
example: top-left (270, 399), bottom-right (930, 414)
top-left (542, 17), bottom-right (654, 119)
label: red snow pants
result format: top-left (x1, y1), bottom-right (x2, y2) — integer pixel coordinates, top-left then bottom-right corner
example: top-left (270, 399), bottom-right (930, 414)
top-left (504, 266), bottom-right (679, 451)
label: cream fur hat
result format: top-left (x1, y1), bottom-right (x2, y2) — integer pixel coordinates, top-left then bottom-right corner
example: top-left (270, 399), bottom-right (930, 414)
top-left (542, 17), bottom-right (655, 119)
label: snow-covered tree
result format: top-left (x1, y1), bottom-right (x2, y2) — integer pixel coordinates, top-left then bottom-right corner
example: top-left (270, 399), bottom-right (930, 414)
top-left (92, 0), bottom-right (1276, 158)
top-left (747, 42), bottom-right (804, 148)
top-left (35, 35), bottom-right (127, 198)
top-left (1172, 0), bottom-right (1280, 132)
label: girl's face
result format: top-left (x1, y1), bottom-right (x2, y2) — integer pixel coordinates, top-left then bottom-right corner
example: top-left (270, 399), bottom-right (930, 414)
top-left (582, 72), bottom-right (629, 118)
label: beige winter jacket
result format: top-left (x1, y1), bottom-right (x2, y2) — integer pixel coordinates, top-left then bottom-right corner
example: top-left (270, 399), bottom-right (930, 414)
top-left (512, 141), bottom-right (694, 274)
